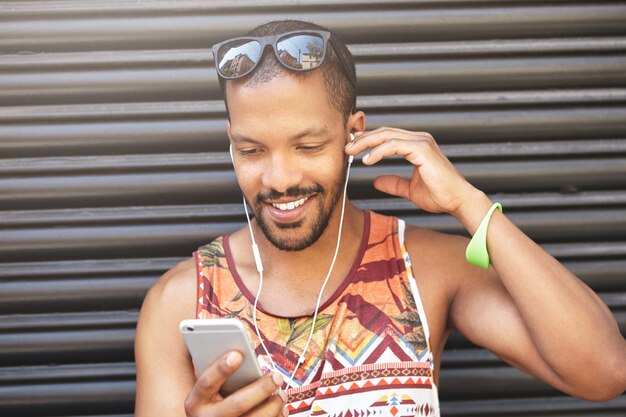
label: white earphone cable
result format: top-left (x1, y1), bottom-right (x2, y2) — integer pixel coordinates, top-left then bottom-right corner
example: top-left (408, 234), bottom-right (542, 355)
top-left (288, 153), bottom-right (352, 381)
top-left (241, 134), bottom-right (355, 384)
top-left (243, 198), bottom-right (278, 371)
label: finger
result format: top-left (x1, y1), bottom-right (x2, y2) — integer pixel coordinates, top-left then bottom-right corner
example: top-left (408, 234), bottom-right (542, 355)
top-left (374, 175), bottom-right (411, 200)
top-left (242, 389), bottom-right (289, 417)
top-left (361, 137), bottom-right (433, 166)
top-left (217, 370), bottom-right (284, 416)
top-left (346, 128), bottom-right (433, 156)
top-left (185, 350), bottom-right (242, 413)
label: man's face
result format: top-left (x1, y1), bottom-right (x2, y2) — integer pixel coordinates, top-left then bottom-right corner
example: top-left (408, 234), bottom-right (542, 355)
top-left (226, 71), bottom-right (349, 251)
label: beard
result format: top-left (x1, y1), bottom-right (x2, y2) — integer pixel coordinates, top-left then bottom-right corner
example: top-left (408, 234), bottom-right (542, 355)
top-left (251, 166), bottom-right (347, 252)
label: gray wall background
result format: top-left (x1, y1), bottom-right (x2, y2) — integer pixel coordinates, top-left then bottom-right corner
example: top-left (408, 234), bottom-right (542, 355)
top-left (1, 1), bottom-right (625, 416)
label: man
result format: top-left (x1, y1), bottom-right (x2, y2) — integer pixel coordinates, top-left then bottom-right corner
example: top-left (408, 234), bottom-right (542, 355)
top-left (135, 20), bottom-right (626, 417)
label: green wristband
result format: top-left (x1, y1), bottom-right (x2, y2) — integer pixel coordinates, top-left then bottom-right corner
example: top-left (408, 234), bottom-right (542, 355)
top-left (465, 202), bottom-right (502, 269)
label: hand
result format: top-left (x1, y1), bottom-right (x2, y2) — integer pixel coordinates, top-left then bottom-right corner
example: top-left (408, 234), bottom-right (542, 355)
top-left (184, 351), bottom-right (288, 417)
top-left (345, 127), bottom-right (482, 217)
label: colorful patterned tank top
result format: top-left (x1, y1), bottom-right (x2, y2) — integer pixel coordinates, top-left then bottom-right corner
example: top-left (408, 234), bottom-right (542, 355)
top-left (195, 211), bottom-right (440, 416)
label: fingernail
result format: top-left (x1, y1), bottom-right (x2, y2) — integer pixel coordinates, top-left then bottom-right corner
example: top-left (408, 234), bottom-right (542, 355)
top-left (277, 389), bottom-right (288, 402)
top-left (272, 370), bottom-right (284, 387)
top-left (362, 153), bottom-right (370, 162)
top-left (282, 405), bottom-right (289, 416)
top-left (225, 351), bottom-right (241, 367)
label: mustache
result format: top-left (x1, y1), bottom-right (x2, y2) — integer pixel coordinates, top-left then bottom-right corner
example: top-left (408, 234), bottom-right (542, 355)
top-left (255, 184), bottom-right (324, 203)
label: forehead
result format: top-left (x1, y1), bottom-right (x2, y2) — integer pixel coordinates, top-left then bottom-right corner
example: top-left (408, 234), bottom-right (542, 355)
top-left (225, 70), bottom-right (344, 135)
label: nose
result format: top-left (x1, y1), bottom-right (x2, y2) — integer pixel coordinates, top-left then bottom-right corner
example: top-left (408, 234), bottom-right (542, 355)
top-left (261, 152), bottom-right (303, 194)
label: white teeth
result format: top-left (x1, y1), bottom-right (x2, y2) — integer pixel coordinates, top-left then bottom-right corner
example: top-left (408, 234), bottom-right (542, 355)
top-left (271, 196), bottom-right (309, 211)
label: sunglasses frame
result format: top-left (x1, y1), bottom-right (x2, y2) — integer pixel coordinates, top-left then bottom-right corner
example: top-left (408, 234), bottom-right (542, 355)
top-left (211, 29), bottom-right (356, 88)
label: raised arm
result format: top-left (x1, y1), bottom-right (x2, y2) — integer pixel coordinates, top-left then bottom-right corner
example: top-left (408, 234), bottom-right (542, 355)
top-left (345, 127), bottom-right (626, 401)
top-left (449, 191), bottom-right (626, 400)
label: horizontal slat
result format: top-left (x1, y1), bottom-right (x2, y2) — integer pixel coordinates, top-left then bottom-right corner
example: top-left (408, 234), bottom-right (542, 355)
top-left (357, 55), bottom-right (626, 95)
top-left (0, 257), bottom-right (180, 279)
top-left (363, 107), bottom-right (626, 143)
top-left (0, 308), bottom-right (623, 368)
top-left (351, 36), bottom-right (626, 57)
top-left (2, 53), bottom-right (626, 105)
top-left (1, 208), bottom-right (626, 261)
top-left (440, 366), bottom-right (558, 400)
top-left (543, 241), bottom-right (626, 259)
top-left (1, 238), bottom-right (625, 281)
top-left (2, 3), bottom-right (626, 53)
top-left (0, 311), bottom-right (138, 331)
top-left (0, 208), bottom-right (626, 262)
top-left (441, 395), bottom-right (626, 416)
top-left (1, 370), bottom-right (623, 417)
top-left (3, 106), bottom-right (626, 158)
top-left (441, 349), bottom-right (502, 369)
top-left (358, 89), bottom-right (626, 109)
top-left (3, 191), bottom-right (626, 227)
top-left (0, 261), bottom-right (624, 314)
top-left (0, 362), bottom-right (134, 385)
top-left (0, 380), bottom-right (134, 416)
top-left (4, 86), bottom-right (626, 123)
top-left (0, 352), bottom-right (498, 386)
top-left (0, 329), bottom-right (135, 366)
top-left (0, 361), bottom-right (623, 415)
top-left (0, 311), bottom-right (137, 366)
top-left (2, 37), bottom-right (626, 72)
top-left (1, 156), bottom-right (626, 209)
top-left (0, 276), bottom-right (153, 314)
top-left (0, 0), bottom-right (608, 16)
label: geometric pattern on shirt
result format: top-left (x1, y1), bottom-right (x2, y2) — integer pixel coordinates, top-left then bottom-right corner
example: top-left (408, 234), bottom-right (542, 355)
top-left (194, 211), bottom-right (440, 417)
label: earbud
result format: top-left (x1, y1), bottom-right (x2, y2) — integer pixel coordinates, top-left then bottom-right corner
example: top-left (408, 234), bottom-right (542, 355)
top-left (229, 144), bottom-right (234, 164)
top-left (348, 133), bottom-right (355, 164)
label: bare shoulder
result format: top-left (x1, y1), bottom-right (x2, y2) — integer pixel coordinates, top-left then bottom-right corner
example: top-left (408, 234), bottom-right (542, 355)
top-left (144, 256), bottom-right (197, 317)
top-left (135, 256), bottom-right (198, 416)
top-left (137, 256), bottom-right (198, 345)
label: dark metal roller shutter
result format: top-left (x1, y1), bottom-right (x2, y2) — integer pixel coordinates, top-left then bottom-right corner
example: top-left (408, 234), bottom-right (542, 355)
top-left (1, 1), bottom-right (625, 416)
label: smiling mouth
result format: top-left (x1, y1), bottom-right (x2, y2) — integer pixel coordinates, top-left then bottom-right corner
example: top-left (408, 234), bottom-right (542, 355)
top-left (270, 196), bottom-right (310, 211)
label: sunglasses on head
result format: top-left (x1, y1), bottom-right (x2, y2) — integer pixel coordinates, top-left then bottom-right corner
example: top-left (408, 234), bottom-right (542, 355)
top-left (211, 30), bottom-right (356, 87)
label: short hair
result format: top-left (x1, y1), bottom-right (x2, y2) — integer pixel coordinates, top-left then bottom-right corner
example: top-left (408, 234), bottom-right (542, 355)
top-left (217, 19), bottom-right (357, 122)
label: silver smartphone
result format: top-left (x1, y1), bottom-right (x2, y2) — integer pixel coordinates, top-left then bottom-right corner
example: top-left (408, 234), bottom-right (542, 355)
top-left (179, 318), bottom-right (263, 396)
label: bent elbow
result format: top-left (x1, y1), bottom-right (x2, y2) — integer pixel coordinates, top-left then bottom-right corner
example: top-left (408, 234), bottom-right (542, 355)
top-left (570, 372), bottom-right (626, 402)
top-left (576, 386), bottom-right (624, 403)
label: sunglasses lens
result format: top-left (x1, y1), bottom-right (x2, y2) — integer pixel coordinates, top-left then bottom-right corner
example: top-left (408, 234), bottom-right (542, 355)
top-left (216, 39), bottom-right (262, 78)
top-left (276, 33), bottom-right (325, 70)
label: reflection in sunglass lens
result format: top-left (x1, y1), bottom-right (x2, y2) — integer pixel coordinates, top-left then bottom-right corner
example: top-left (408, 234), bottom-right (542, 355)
top-left (217, 39), bottom-right (262, 78)
top-left (276, 34), bottom-right (325, 70)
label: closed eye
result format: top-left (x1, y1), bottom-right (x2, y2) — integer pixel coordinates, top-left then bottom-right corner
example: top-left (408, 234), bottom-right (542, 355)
top-left (298, 144), bottom-right (326, 152)
top-left (238, 148), bottom-right (261, 157)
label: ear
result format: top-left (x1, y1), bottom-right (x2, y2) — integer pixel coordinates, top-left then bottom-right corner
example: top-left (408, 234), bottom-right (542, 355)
top-left (347, 110), bottom-right (366, 135)
top-left (226, 119), bottom-right (232, 140)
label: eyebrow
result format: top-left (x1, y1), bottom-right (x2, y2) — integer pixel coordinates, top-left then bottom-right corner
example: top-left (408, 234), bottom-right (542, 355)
top-left (290, 125), bottom-right (330, 141)
top-left (231, 125), bottom-right (330, 144)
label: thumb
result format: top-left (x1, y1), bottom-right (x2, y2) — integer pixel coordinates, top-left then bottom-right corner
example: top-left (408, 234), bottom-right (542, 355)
top-left (187, 350), bottom-right (242, 406)
top-left (373, 175), bottom-right (411, 200)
